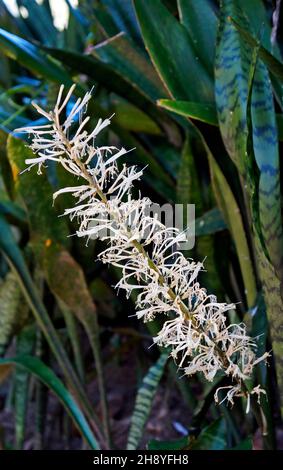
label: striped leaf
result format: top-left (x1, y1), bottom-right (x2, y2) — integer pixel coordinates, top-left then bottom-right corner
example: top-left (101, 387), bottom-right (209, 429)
top-left (215, 0), bottom-right (283, 280)
top-left (14, 325), bottom-right (36, 449)
top-left (0, 270), bottom-right (28, 356)
top-left (215, 0), bottom-right (283, 410)
top-left (127, 353), bottom-right (167, 450)
top-left (246, 44), bottom-right (283, 414)
top-left (215, 1), bottom-right (253, 175)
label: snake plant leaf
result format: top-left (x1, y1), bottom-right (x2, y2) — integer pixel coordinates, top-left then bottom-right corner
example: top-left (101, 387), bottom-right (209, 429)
top-left (92, 32), bottom-right (169, 102)
top-left (216, 1), bottom-right (283, 282)
top-left (0, 270), bottom-right (28, 356)
top-left (250, 65), bottom-right (283, 280)
top-left (133, 0), bottom-right (214, 103)
top-left (44, 247), bottom-right (109, 438)
top-left (254, 237), bottom-right (283, 414)
top-left (237, 0), bottom-right (276, 52)
top-left (0, 29), bottom-right (72, 85)
top-left (177, 0), bottom-right (218, 76)
top-left (176, 134), bottom-right (199, 227)
top-left (127, 353), bottom-right (168, 450)
top-left (0, 355), bottom-right (99, 449)
top-left (158, 99), bottom-right (218, 126)
top-left (230, 17), bottom-right (283, 82)
top-left (215, 2), bottom-right (251, 175)
top-left (245, 49), bottom-right (283, 414)
top-left (59, 301), bottom-right (85, 382)
top-left (63, 4), bottom-right (86, 53)
top-left (14, 325), bottom-right (36, 449)
top-left (249, 294), bottom-right (274, 446)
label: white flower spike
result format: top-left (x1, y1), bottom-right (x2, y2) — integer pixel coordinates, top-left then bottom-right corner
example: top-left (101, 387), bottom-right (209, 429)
top-left (15, 85), bottom-right (269, 409)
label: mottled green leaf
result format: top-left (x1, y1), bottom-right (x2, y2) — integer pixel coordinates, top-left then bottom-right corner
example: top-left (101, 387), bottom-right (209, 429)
top-left (15, 325), bottom-right (36, 449)
top-left (215, 2), bottom-right (251, 174)
top-left (230, 17), bottom-right (283, 81)
top-left (0, 270), bottom-right (28, 356)
top-left (215, 0), bottom-right (283, 293)
top-left (127, 353), bottom-right (167, 450)
top-left (7, 135), bottom-right (69, 255)
top-left (253, 238), bottom-right (283, 413)
top-left (216, 1), bottom-right (283, 410)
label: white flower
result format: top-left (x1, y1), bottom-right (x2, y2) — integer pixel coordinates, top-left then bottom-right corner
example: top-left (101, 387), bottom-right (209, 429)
top-left (15, 85), bottom-right (269, 409)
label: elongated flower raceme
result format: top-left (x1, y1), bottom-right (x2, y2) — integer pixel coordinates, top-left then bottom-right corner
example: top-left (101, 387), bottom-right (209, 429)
top-left (15, 85), bottom-right (269, 411)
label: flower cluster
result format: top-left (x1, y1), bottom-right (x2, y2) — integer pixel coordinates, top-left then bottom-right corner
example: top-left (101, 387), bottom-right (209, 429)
top-left (15, 85), bottom-right (269, 409)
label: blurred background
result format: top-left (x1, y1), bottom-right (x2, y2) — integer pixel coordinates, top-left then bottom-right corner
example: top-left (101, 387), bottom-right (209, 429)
top-left (0, 0), bottom-right (283, 451)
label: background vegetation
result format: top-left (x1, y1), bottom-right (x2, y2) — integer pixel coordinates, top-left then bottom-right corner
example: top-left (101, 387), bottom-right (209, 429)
top-left (0, 0), bottom-right (283, 450)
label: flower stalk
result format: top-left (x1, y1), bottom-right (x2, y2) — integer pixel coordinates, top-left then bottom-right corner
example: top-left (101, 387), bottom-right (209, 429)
top-left (15, 85), bottom-right (269, 420)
